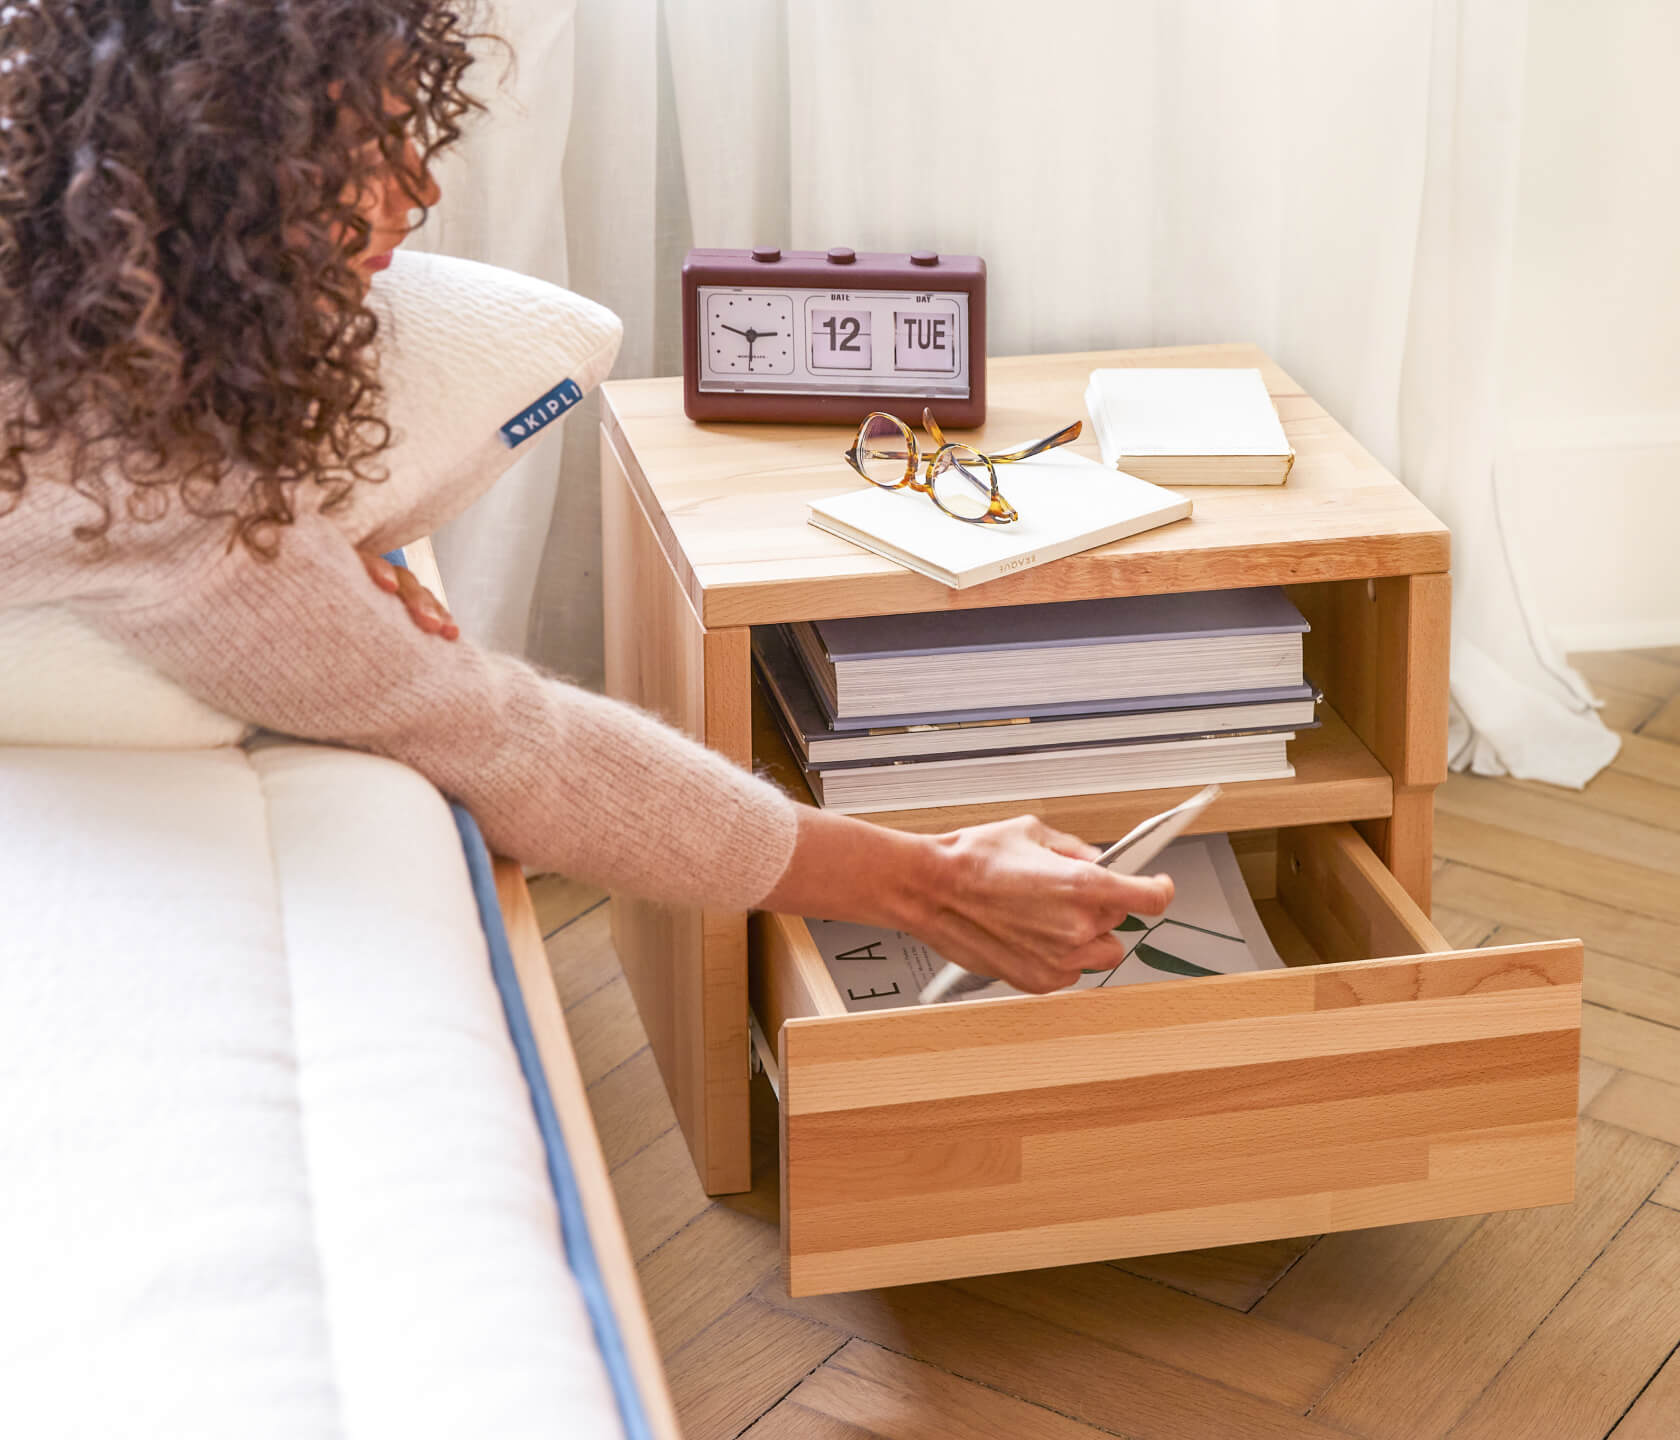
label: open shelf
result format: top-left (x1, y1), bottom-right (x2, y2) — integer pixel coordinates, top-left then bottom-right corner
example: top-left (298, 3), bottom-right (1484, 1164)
top-left (751, 679), bottom-right (1393, 841)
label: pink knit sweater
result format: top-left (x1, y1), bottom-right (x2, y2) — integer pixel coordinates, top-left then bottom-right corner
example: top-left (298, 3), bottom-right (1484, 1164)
top-left (0, 438), bottom-right (801, 911)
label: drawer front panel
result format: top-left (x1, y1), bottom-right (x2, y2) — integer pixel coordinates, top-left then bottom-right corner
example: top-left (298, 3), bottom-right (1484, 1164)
top-left (779, 941), bottom-right (1581, 1296)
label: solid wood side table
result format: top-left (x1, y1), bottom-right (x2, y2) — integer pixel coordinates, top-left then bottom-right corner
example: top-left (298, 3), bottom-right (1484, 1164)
top-left (599, 343), bottom-right (1453, 1197)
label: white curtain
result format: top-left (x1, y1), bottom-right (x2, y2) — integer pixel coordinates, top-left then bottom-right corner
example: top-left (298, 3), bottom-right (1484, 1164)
top-left (418, 0), bottom-right (1618, 786)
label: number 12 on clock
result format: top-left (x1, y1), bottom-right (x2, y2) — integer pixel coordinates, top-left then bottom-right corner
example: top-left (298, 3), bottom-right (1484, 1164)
top-left (809, 307), bottom-right (873, 370)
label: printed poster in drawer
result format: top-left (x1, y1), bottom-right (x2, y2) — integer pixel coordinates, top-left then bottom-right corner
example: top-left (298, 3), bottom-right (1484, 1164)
top-left (810, 834), bottom-right (1283, 1012)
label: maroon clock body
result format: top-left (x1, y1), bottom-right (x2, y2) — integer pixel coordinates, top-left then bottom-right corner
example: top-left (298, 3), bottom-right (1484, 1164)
top-left (681, 247), bottom-right (987, 427)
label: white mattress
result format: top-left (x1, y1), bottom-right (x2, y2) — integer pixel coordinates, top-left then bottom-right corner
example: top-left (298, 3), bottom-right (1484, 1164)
top-left (0, 741), bottom-right (625, 1440)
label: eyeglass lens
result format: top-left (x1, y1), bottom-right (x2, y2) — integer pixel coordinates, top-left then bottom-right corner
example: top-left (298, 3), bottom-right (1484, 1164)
top-left (856, 414), bottom-right (915, 488)
top-left (930, 445), bottom-right (995, 520)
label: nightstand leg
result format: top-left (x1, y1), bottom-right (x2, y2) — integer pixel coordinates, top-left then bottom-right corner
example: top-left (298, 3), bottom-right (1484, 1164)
top-left (602, 430), bottom-right (753, 1195)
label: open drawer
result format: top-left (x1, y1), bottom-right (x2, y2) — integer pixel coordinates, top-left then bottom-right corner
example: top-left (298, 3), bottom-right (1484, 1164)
top-left (749, 823), bottom-right (1582, 1297)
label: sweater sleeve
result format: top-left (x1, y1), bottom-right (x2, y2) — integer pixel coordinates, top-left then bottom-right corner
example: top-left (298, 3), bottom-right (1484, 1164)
top-left (78, 509), bottom-right (801, 910)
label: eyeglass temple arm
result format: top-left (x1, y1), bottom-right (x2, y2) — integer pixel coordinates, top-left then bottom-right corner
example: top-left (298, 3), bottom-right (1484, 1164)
top-left (986, 419), bottom-right (1084, 464)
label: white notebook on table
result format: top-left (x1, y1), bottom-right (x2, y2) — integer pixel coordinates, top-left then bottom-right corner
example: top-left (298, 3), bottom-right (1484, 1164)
top-left (807, 451), bottom-right (1191, 590)
top-left (1085, 368), bottom-right (1295, 486)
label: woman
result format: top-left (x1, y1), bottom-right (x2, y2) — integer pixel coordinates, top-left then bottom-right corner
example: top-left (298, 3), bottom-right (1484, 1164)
top-left (0, 0), bottom-right (1168, 992)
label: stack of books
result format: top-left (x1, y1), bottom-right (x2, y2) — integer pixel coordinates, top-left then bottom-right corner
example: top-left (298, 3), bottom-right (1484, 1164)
top-left (754, 587), bottom-right (1317, 814)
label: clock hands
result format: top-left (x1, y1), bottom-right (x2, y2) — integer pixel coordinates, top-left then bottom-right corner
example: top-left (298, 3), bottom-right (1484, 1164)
top-left (719, 321), bottom-right (779, 370)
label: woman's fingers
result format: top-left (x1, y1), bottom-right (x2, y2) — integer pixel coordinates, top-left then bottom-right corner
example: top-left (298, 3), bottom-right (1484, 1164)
top-left (1066, 929), bottom-right (1130, 977)
top-left (1037, 821), bottom-right (1102, 863)
top-left (394, 563), bottom-right (461, 641)
top-left (359, 549), bottom-right (459, 640)
top-left (1103, 870), bottom-right (1175, 919)
top-left (360, 550), bottom-right (401, 594)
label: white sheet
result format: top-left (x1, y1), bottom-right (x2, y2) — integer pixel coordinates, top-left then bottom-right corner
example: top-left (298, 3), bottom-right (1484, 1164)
top-left (0, 742), bottom-right (624, 1440)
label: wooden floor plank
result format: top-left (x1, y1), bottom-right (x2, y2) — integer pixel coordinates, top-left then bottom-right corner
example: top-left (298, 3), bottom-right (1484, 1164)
top-left (613, 1126), bottom-right (712, 1261)
top-left (1644, 695), bottom-right (1680, 744)
top-left (1435, 772), bottom-right (1680, 878)
top-left (1433, 812), bottom-right (1680, 924)
top-left (1584, 954), bottom-right (1680, 1030)
top-left (1592, 684), bottom-right (1666, 735)
top-left (528, 871), bottom-right (608, 937)
top-left (1588, 1072), bottom-right (1680, 1149)
top-left (953, 1262), bottom-right (1349, 1411)
top-left (742, 1400), bottom-right (873, 1440)
top-left (1582, 1004), bottom-right (1680, 1087)
top-left (1111, 1235), bottom-right (1318, 1311)
top-left (759, 1278), bottom-right (1355, 1440)
top-left (544, 901), bottom-right (622, 1011)
top-left (1443, 1204), bottom-right (1680, 1440)
top-left (1310, 1120), bottom-right (1678, 1440)
top-left (1570, 651), bottom-right (1680, 703)
top-left (1578, 1057), bottom-right (1619, 1111)
top-left (586, 1045), bottom-right (674, 1171)
top-left (1613, 730), bottom-right (1680, 789)
top-left (1430, 901), bottom-right (1499, 949)
top-left (1656, 1166), bottom-right (1680, 1212)
top-left (783, 1340), bottom-right (1124, 1440)
top-left (1251, 1213), bottom-right (1483, 1353)
top-left (636, 1205), bottom-right (783, 1359)
top-left (1496, 768), bottom-right (1680, 833)
top-left (1611, 1344), bottom-right (1680, 1440)
top-left (566, 974), bottom-right (647, 1087)
top-left (1430, 862), bottom-right (1680, 976)
top-left (665, 1297), bottom-right (843, 1440)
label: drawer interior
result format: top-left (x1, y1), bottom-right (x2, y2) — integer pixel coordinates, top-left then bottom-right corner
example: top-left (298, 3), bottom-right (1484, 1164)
top-left (751, 822), bottom-right (1453, 1044)
top-left (751, 823), bottom-right (1583, 1297)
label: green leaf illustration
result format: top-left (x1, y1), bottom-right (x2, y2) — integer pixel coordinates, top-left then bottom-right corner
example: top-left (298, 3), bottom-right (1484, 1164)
top-left (1133, 942), bottom-right (1219, 978)
top-left (1114, 914), bottom-right (1148, 933)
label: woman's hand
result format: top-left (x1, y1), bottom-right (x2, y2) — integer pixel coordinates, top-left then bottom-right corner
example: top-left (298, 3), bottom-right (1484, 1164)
top-left (909, 816), bottom-right (1173, 992)
top-left (761, 808), bottom-right (1173, 996)
top-left (360, 551), bottom-right (459, 641)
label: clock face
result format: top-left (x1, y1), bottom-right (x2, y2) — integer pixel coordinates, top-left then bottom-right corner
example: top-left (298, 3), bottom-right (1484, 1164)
top-left (704, 292), bottom-right (795, 376)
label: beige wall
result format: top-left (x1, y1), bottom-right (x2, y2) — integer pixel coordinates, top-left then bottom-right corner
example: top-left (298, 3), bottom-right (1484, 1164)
top-left (1504, 0), bottom-right (1680, 651)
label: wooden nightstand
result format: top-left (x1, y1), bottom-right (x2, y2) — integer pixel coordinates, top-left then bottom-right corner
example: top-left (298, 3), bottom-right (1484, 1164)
top-left (599, 344), bottom-right (1582, 1297)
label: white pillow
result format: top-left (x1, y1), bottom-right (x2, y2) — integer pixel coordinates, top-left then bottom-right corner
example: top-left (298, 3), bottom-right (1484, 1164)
top-left (0, 254), bottom-right (623, 748)
top-left (0, 607), bottom-right (251, 748)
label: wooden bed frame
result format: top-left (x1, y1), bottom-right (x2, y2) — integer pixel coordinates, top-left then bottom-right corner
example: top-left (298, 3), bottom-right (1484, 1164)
top-left (406, 539), bottom-right (682, 1440)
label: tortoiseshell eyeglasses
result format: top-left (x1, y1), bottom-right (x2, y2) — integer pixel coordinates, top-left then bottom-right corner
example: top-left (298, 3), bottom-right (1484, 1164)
top-left (842, 408), bottom-right (1083, 523)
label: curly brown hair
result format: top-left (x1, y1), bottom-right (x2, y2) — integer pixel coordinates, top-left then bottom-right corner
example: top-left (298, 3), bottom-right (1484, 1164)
top-left (0, 0), bottom-right (485, 552)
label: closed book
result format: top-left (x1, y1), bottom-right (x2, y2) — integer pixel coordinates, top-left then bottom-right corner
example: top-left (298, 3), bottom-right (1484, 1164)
top-left (789, 586), bottom-right (1308, 720)
top-left (800, 731), bottom-right (1295, 815)
top-left (1084, 368), bottom-right (1294, 486)
top-left (753, 624), bottom-right (1317, 766)
top-left (807, 450), bottom-right (1191, 589)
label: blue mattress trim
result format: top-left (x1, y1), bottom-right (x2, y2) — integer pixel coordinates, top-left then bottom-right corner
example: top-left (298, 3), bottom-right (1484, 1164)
top-left (451, 803), bottom-right (654, 1440)
top-left (383, 552), bottom-right (651, 1439)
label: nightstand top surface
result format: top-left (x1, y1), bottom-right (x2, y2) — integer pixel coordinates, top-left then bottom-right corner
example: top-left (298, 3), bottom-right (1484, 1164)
top-left (601, 343), bottom-right (1449, 629)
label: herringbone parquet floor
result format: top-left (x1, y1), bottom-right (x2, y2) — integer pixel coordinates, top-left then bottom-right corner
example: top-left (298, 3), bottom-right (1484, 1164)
top-left (535, 647), bottom-right (1680, 1440)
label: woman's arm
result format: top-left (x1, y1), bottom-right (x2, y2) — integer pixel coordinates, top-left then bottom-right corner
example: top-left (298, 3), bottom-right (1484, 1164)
top-left (82, 507), bottom-right (799, 911)
top-left (81, 507), bottom-right (1170, 990)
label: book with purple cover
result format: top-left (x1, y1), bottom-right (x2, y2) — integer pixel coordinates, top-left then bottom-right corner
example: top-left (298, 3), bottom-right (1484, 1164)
top-left (788, 586), bottom-right (1309, 719)
top-left (753, 624), bottom-right (1317, 766)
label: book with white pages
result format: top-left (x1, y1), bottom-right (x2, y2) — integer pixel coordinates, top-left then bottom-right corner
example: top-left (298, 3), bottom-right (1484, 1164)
top-left (752, 623), bottom-right (1318, 766)
top-left (807, 449), bottom-right (1191, 590)
top-left (1084, 368), bottom-right (1295, 486)
top-left (796, 730), bottom-right (1294, 814)
top-left (788, 586), bottom-right (1308, 720)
